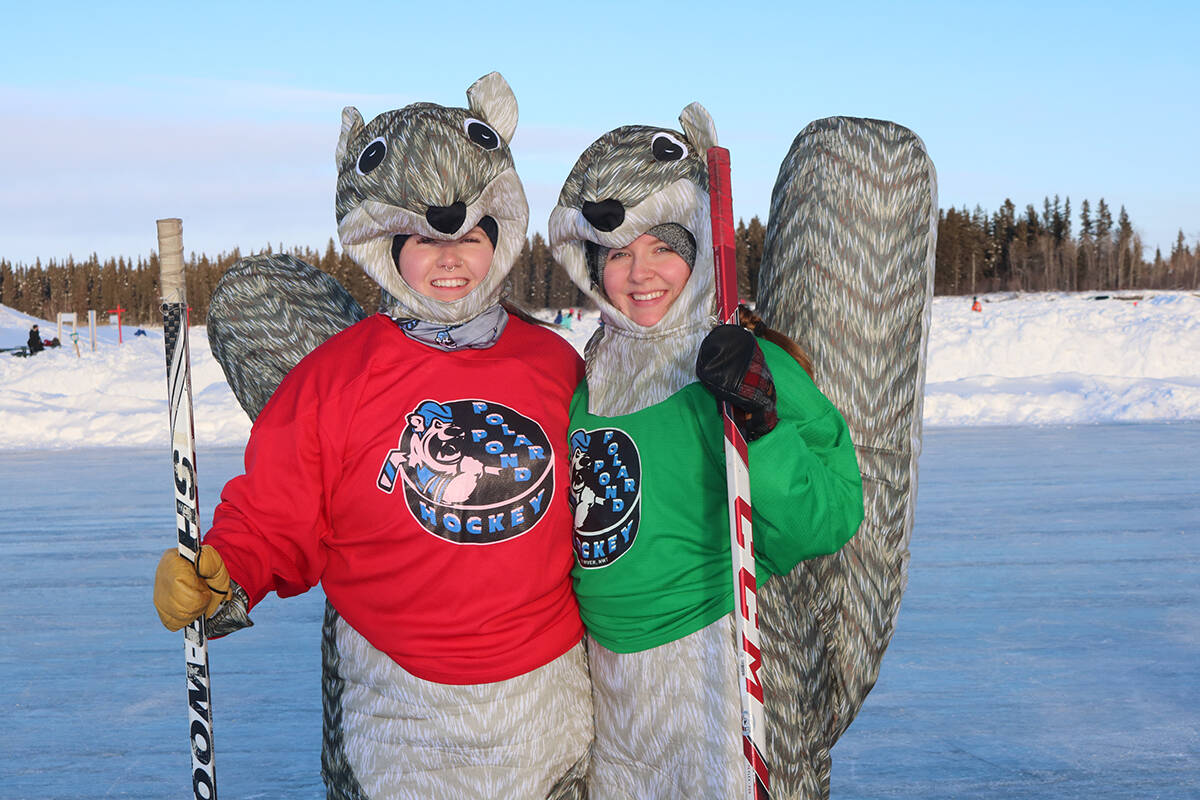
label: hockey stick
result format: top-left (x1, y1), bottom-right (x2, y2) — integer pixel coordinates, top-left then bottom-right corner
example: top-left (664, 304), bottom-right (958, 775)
top-left (157, 218), bottom-right (219, 800)
top-left (707, 147), bottom-right (770, 800)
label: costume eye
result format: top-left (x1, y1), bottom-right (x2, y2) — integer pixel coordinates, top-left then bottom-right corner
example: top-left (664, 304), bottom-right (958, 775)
top-left (464, 118), bottom-right (501, 150)
top-left (357, 137), bottom-right (387, 175)
top-left (651, 133), bottom-right (688, 162)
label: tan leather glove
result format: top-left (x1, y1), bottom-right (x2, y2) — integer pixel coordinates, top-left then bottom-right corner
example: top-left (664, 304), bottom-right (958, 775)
top-left (154, 545), bottom-right (231, 631)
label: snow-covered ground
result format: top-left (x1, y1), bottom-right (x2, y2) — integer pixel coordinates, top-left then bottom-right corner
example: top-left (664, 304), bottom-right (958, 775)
top-left (2, 291), bottom-right (1199, 450)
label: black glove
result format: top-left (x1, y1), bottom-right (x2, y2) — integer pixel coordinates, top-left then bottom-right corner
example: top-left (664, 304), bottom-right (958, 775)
top-left (695, 324), bottom-right (778, 441)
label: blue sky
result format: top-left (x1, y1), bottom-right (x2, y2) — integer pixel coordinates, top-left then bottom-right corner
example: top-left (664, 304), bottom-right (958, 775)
top-left (1, 0), bottom-right (1196, 265)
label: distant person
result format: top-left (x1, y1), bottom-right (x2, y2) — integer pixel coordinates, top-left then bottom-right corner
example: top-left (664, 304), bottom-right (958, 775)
top-left (27, 325), bottom-right (44, 354)
top-left (134, 328), bottom-right (148, 337)
top-left (554, 309), bottom-right (564, 325)
top-left (972, 296), bottom-right (982, 312)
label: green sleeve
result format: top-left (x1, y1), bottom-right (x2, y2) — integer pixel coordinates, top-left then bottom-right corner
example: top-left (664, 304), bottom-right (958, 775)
top-left (746, 341), bottom-right (864, 577)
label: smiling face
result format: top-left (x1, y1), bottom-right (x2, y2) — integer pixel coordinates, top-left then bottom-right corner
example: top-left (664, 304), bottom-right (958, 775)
top-left (601, 233), bottom-right (693, 327)
top-left (396, 225), bottom-right (494, 301)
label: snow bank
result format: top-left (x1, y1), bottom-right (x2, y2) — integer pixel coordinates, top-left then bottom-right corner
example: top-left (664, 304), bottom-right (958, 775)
top-left (2, 292), bottom-right (1198, 450)
top-left (924, 292), bottom-right (1200, 426)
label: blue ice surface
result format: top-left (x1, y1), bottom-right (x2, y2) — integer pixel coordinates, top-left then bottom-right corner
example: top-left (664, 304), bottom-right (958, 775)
top-left (832, 423), bottom-right (1200, 799)
top-left (0, 423), bottom-right (1197, 799)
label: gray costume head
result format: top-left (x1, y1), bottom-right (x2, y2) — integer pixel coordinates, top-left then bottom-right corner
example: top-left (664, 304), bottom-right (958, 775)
top-left (549, 103), bottom-right (720, 415)
top-left (335, 72), bottom-right (529, 326)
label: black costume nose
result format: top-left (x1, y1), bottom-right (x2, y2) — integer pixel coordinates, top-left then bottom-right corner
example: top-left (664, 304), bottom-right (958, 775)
top-left (582, 199), bottom-right (625, 233)
top-left (426, 202), bottom-right (467, 234)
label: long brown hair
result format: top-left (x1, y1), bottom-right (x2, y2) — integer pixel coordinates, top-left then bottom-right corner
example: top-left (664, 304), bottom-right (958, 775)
top-left (737, 305), bottom-right (814, 379)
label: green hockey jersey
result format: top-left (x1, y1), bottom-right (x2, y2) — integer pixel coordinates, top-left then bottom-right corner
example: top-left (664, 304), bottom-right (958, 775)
top-left (567, 340), bottom-right (864, 653)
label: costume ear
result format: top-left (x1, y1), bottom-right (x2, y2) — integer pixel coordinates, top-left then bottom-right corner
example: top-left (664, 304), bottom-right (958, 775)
top-left (408, 414), bottom-right (426, 432)
top-left (336, 107), bottom-right (365, 167)
top-left (679, 102), bottom-right (718, 156)
top-left (467, 72), bottom-right (518, 144)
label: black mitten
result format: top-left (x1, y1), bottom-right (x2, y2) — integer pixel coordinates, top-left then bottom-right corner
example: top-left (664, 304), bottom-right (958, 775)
top-left (695, 324), bottom-right (778, 441)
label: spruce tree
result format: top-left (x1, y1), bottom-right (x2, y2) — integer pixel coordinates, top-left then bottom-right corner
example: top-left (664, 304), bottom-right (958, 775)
top-left (1116, 206), bottom-right (1134, 289)
top-left (744, 216), bottom-right (765, 301)
top-left (506, 237), bottom-right (532, 307)
top-left (0, 260), bottom-right (13, 308)
top-left (528, 233), bottom-right (552, 309)
top-left (547, 241), bottom-right (576, 310)
top-left (1096, 199), bottom-right (1113, 288)
top-left (1077, 200), bottom-right (1093, 290)
top-left (735, 219), bottom-right (751, 301)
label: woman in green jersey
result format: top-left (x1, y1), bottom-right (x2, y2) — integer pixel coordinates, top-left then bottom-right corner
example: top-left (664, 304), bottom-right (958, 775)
top-left (548, 103), bottom-right (865, 798)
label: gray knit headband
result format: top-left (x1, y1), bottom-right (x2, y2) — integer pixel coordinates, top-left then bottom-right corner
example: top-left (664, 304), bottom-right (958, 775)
top-left (586, 222), bottom-right (697, 287)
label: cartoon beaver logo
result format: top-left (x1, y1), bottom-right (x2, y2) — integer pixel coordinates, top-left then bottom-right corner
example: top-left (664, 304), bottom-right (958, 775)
top-left (379, 399), bottom-right (554, 544)
top-left (569, 428), bottom-right (641, 568)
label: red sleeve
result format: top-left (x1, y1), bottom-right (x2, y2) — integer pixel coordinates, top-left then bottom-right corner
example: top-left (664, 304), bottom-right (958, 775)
top-left (205, 354), bottom-right (350, 608)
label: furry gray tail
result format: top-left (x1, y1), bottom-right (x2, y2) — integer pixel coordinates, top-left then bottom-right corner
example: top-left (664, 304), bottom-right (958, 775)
top-left (755, 117), bottom-right (937, 799)
top-left (207, 253), bottom-right (367, 420)
top-left (545, 751), bottom-right (589, 800)
top-left (322, 602), bottom-right (372, 800)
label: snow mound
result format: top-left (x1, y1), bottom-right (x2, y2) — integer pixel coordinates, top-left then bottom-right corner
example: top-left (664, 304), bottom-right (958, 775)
top-left (2, 291), bottom-right (1198, 450)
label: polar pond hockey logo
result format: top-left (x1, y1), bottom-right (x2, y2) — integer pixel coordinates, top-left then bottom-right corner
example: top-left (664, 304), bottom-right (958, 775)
top-left (377, 399), bottom-right (554, 544)
top-left (568, 427), bottom-right (641, 568)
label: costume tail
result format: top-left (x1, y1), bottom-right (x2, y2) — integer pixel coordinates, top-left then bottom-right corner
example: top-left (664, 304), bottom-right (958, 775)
top-left (207, 254), bottom-right (367, 420)
top-left (754, 117), bottom-right (937, 799)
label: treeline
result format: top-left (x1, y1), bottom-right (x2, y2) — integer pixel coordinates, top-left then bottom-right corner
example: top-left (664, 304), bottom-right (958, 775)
top-left (0, 236), bottom-right (596, 327)
top-left (2, 202), bottom-right (1196, 326)
top-left (0, 237), bottom-right (593, 327)
top-left (0, 219), bottom-right (769, 327)
top-left (937, 197), bottom-right (1198, 295)
top-left (503, 219), bottom-right (768, 310)
top-left (0, 241), bottom-right (378, 327)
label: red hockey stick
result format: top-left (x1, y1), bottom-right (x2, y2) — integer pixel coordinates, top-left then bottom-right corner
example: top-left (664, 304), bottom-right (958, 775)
top-left (707, 147), bottom-right (770, 799)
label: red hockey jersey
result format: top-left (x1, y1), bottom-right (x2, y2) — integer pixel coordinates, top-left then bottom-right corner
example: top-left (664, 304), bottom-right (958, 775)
top-left (205, 313), bottom-right (585, 684)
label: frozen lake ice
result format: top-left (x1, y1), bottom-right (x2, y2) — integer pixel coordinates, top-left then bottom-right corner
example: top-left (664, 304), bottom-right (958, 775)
top-left (2, 423), bottom-right (1197, 798)
top-left (832, 423), bottom-right (1199, 799)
